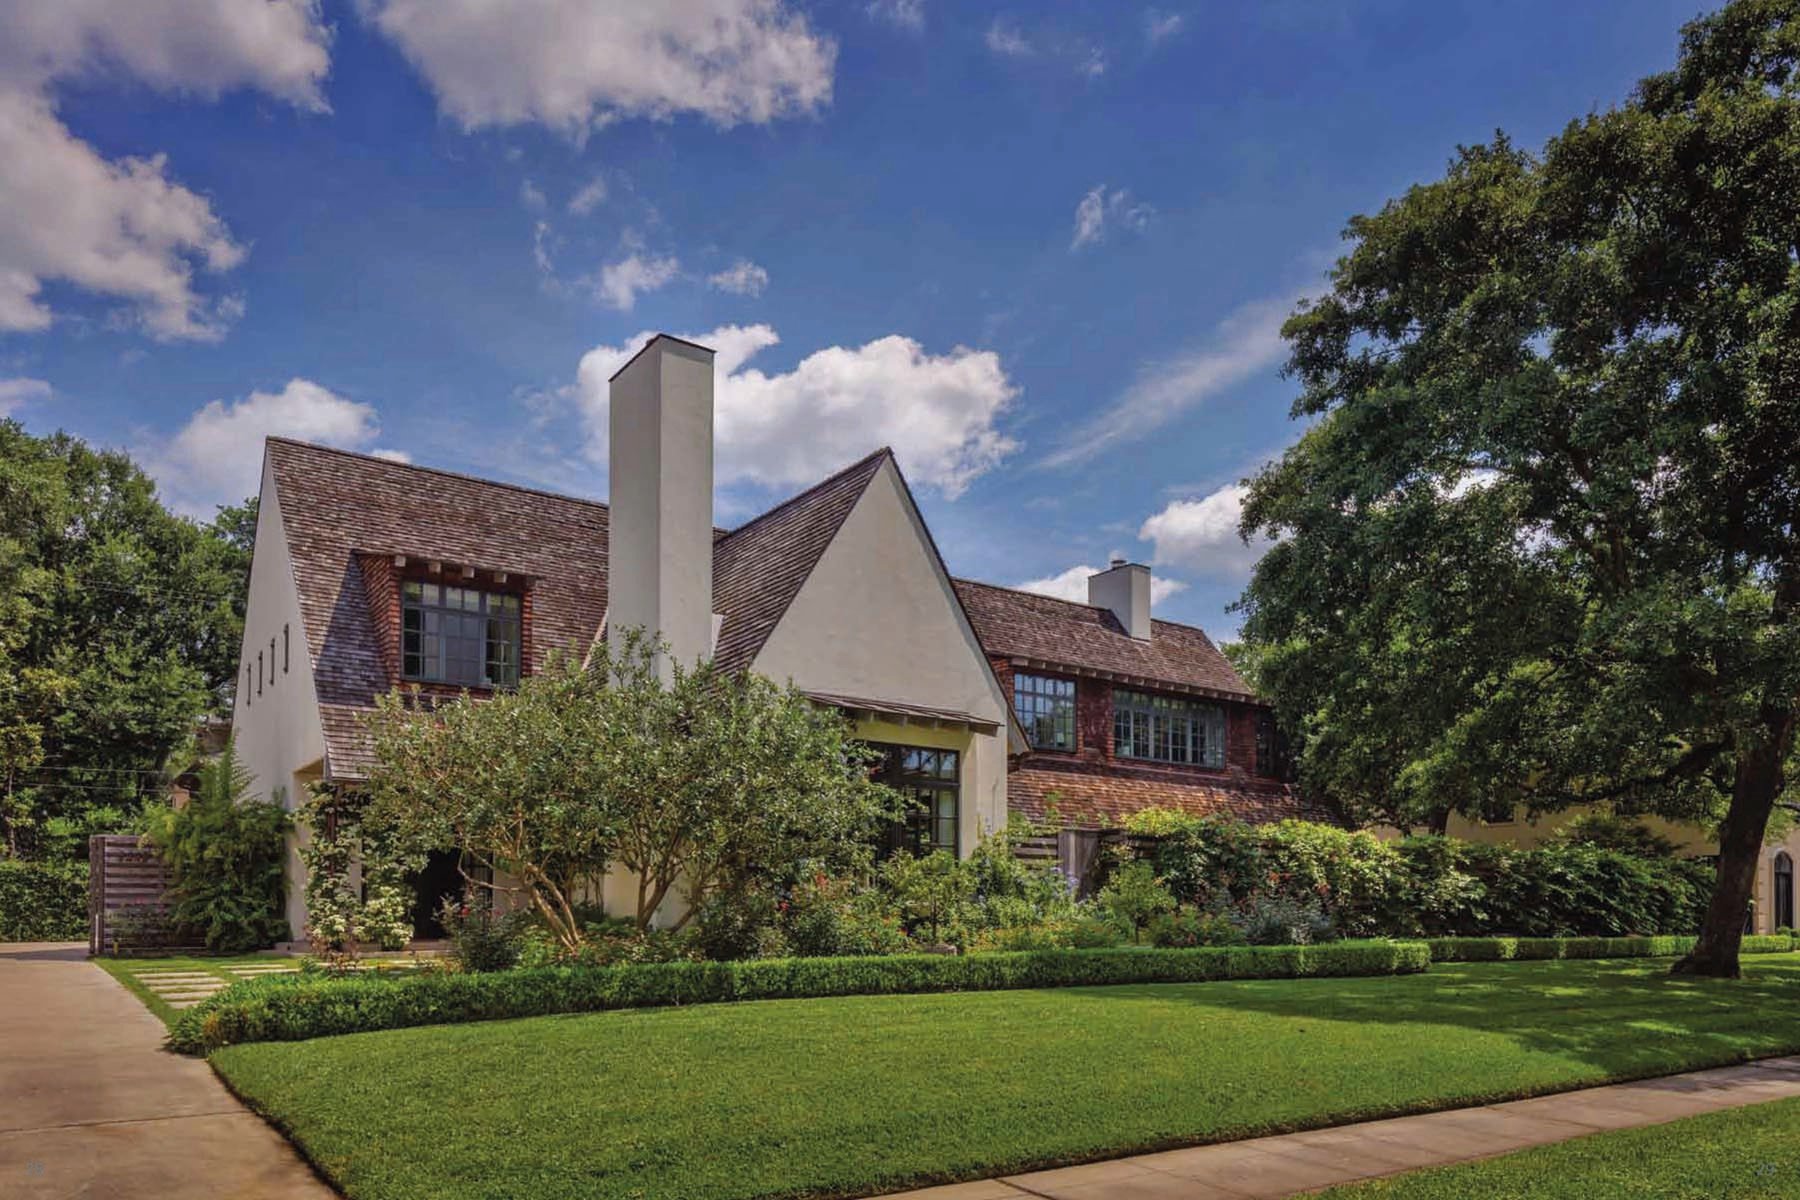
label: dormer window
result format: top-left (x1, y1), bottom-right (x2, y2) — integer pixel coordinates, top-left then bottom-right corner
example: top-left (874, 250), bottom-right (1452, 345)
top-left (403, 581), bottom-right (520, 687)
top-left (1113, 688), bottom-right (1224, 768)
top-left (1015, 673), bottom-right (1075, 750)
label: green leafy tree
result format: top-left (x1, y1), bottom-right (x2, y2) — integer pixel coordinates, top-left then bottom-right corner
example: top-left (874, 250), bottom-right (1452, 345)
top-left (1238, 0), bottom-right (1800, 975)
top-left (0, 422), bottom-right (250, 861)
top-left (1096, 860), bottom-right (1176, 944)
top-left (362, 633), bottom-right (898, 947)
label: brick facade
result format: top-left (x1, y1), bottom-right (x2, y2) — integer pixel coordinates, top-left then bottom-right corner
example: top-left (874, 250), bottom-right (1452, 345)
top-left (994, 657), bottom-right (1325, 830)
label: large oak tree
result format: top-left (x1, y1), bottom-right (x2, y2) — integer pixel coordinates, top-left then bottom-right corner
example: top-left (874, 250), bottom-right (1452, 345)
top-left (1239, 0), bottom-right (1800, 976)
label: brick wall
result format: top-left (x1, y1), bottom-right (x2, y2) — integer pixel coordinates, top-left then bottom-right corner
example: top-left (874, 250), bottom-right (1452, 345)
top-left (1001, 662), bottom-right (1276, 783)
top-left (355, 554), bottom-right (402, 682)
top-left (356, 556), bottom-right (535, 696)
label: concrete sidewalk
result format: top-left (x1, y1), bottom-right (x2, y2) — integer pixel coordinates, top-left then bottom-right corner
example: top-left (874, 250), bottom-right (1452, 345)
top-left (0, 942), bottom-right (335, 1200)
top-left (889, 1056), bottom-right (1800, 1200)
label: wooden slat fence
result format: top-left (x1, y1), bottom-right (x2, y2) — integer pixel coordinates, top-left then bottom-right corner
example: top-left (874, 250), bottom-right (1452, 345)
top-left (87, 835), bottom-right (198, 956)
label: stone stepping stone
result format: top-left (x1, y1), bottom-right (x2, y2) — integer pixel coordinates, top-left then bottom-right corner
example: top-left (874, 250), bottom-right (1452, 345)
top-left (137, 972), bottom-right (219, 981)
top-left (146, 980), bottom-right (225, 990)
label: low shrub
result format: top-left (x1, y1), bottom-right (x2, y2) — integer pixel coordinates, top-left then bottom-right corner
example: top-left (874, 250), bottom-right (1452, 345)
top-left (169, 939), bottom-right (1431, 1054)
top-left (438, 897), bottom-right (526, 972)
top-left (1234, 894), bottom-right (1335, 946)
top-left (1147, 908), bottom-right (1243, 949)
top-left (0, 858), bottom-right (87, 941)
top-left (1423, 934), bottom-right (1799, 963)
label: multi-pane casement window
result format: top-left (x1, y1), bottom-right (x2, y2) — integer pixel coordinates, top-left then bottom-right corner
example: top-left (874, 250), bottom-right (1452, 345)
top-left (402, 581), bottom-right (521, 687)
top-left (1255, 712), bottom-right (1278, 777)
top-left (1112, 689), bottom-right (1226, 768)
top-left (871, 744), bottom-right (961, 856)
top-left (1014, 673), bottom-right (1076, 750)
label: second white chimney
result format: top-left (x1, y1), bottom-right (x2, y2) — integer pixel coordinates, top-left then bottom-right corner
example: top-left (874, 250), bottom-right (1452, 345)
top-left (608, 334), bottom-right (716, 675)
top-left (1089, 557), bottom-right (1153, 640)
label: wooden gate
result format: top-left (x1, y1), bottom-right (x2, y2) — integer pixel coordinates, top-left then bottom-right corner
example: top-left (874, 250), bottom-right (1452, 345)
top-left (87, 835), bottom-right (192, 956)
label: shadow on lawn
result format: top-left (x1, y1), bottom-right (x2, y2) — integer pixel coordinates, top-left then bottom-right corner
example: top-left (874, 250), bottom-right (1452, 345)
top-left (1055, 957), bottom-right (1800, 1080)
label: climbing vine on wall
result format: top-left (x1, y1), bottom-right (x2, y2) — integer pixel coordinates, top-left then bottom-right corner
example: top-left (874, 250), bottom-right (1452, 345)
top-left (298, 783), bottom-right (421, 955)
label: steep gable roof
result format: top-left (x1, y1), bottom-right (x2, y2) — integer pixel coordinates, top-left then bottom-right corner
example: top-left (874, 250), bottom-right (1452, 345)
top-left (710, 449), bottom-right (889, 674)
top-left (953, 578), bottom-right (1256, 702)
top-left (265, 438), bottom-right (891, 776)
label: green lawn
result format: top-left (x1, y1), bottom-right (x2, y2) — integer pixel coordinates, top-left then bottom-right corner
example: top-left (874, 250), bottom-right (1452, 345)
top-left (96, 953), bottom-right (293, 1027)
top-left (1321, 1094), bottom-right (1800, 1199)
top-left (212, 955), bottom-right (1800, 1200)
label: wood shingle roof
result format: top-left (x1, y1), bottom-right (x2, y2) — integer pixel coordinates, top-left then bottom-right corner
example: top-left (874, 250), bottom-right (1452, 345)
top-left (952, 578), bottom-right (1256, 702)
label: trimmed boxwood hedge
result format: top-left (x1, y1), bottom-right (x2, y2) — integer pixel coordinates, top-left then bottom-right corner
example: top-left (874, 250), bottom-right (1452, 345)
top-left (0, 858), bottom-right (87, 942)
top-left (1424, 934), bottom-right (1799, 962)
top-left (169, 939), bottom-right (1430, 1054)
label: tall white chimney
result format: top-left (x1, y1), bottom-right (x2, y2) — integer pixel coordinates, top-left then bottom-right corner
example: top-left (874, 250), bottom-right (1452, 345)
top-left (608, 334), bottom-right (716, 676)
top-left (1089, 557), bottom-right (1153, 640)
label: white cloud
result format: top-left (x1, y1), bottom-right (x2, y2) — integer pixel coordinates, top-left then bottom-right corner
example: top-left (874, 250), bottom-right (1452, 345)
top-left (985, 20), bottom-right (1034, 57)
top-left (985, 19), bottom-right (1103, 75)
top-left (142, 378), bottom-right (397, 516)
top-left (1144, 10), bottom-right (1185, 45)
top-left (0, 376), bottom-right (51, 418)
top-left (595, 253), bottom-right (681, 311)
top-left (1017, 564), bottom-right (1187, 606)
top-left (531, 220), bottom-right (555, 276)
top-left (0, 91), bottom-right (248, 340)
top-left (363, 0), bottom-right (835, 135)
top-left (0, 0), bottom-right (332, 111)
top-left (867, 0), bottom-right (925, 31)
top-left (1139, 484), bottom-right (1267, 578)
top-left (568, 324), bottom-right (1018, 498)
top-left (1069, 184), bottom-right (1152, 251)
top-left (0, 1), bottom-right (330, 341)
top-left (708, 259), bottom-right (769, 297)
top-left (568, 175), bottom-right (608, 215)
top-left (1042, 292), bottom-right (1294, 468)
top-left (519, 178), bottom-right (546, 210)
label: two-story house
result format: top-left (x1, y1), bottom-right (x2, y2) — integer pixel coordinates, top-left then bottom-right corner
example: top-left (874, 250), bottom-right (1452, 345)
top-left (232, 333), bottom-right (1327, 939)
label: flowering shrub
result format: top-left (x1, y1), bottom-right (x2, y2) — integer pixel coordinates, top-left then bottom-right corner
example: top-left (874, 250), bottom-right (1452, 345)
top-left (438, 896), bottom-right (526, 972)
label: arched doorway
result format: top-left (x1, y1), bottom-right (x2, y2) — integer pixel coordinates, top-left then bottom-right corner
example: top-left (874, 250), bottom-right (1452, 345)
top-left (1775, 852), bottom-right (1794, 932)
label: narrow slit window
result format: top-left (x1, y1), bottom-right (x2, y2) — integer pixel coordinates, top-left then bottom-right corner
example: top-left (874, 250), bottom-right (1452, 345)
top-left (283, 624), bottom-right (290, 673)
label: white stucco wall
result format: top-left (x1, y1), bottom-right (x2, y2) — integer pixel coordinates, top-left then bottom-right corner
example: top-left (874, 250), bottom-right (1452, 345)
top-left (751, 460), bottom-right (1012, 851)
top-left (229, 458), bottom-right (327, 938)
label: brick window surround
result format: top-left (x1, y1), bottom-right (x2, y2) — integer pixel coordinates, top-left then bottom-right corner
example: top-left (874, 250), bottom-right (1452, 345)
top-left (357, 554), bottom-right (533, 692)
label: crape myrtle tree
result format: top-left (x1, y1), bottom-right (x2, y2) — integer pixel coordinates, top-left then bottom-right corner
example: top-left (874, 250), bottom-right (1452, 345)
top-left (360, 632), bottom-right (901, 949)
top-left (1237, 0), bottom-right (1800, 977)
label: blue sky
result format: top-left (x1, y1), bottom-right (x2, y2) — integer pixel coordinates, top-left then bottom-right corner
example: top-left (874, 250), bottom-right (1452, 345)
top-left (0, 0), bottom-right (1711, 639)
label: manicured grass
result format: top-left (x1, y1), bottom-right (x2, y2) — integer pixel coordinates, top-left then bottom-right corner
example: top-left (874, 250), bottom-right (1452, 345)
top-left (214, 956), bottom-right (1800, 1200)
top-left (96, 953), bottom-right (293, 1028)
top-left (1320, 1094), bottom-right (1800, 1198)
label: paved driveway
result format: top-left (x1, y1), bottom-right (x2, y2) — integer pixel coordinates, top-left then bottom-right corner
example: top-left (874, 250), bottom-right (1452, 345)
top-left (0, 942), bottom-right (335, 1199)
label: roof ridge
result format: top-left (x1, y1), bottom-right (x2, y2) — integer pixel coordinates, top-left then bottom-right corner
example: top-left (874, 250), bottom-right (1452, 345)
top-left (718, 446), bottom-right (893, 544)
top-left (951, 575), bottom-right (1223, 643)
top-left (267, 436), bottom-right (612, 512)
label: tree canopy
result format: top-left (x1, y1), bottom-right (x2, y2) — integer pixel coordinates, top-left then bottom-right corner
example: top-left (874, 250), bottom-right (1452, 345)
top-left (361, 634), bottom-right (901, 948)
top-left (1238, 0), bottom-right (1800, 975)
top-left (0, 421), bottom-right (250, 860)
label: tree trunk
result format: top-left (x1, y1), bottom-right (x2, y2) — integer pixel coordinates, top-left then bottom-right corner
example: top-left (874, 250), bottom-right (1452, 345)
top-left (1673, 716), bottom-right (1795, 979)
